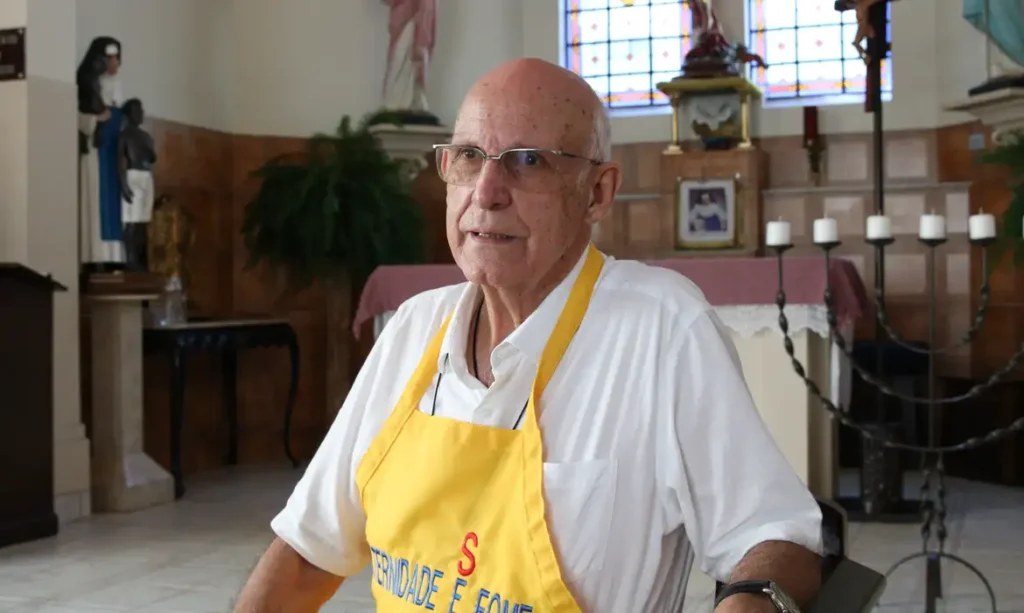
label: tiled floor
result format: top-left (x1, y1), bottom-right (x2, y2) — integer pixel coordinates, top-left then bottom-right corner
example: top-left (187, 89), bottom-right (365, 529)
top-left (0, 467), bottom-right (1021, 612)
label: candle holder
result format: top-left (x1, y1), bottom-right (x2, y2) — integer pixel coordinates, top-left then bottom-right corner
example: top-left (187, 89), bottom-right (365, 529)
top-left (864, 236), bottom-right (895, 248)
top-left (773, 233), bottom-right (1023, 613)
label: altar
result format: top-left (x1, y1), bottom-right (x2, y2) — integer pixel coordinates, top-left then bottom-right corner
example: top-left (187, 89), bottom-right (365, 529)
top-left (352, 256), bottom-right (868, 499)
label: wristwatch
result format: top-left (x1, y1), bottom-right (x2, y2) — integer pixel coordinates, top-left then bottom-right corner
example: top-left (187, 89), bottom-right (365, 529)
top-left (714, 580), bottom-right (801, 612)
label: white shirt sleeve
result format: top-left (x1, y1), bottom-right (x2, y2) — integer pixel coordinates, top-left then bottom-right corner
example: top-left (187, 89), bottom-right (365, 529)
top-left (658, 308), bottom-right (823, 582)
top-left (269, 303), bottom-right (415, 577)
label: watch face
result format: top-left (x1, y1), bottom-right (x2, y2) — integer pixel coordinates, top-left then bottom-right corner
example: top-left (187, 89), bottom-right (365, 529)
top-left (766, 581), bottom-right (801, 613)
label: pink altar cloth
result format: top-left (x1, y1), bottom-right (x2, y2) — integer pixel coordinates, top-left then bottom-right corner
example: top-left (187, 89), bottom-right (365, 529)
top-left (353, 256), bottom-right (868, 338)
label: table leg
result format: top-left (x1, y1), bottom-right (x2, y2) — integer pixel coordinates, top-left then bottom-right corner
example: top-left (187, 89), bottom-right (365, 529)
top-left (223, 349), bottom-right (238, 465)
top-left (283, 332), bottom-right (301, 467)
top-left (170, 347), bottom-right (186, 499)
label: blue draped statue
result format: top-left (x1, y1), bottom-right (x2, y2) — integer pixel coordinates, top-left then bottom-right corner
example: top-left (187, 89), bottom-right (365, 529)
top-left (964, 0), bottom-right (1024, 73)
top-left (77, 37), bottom-right (126, 269)
top-left (97, 107), bottom-right (124, 243)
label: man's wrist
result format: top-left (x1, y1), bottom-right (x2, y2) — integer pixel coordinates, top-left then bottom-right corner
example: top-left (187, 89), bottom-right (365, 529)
top-left (714, 591), bottom-right (777, 612)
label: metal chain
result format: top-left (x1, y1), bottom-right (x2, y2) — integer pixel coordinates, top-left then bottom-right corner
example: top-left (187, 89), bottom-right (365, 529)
top-left (775, 299), bottom-right (1024, 453)
top-left (935, 453), bottom-right (949, 553)
top-left (919, 459), bottom-right (934, 552)
top-left (871, 248), bottom-right (992, 356)
top-left (873, 282), bottom-right (990, 355)
top-left (819, 289), bottom-right (1024, 406)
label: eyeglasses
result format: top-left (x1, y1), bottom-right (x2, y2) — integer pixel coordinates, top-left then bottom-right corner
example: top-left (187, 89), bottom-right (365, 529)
top-left (432, 144), bottom-right (603, 192)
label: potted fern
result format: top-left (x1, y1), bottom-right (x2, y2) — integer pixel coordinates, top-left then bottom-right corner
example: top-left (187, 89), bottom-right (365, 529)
top-left (241, 111), bottom-right (427, 418)
top-left (978, 135), bottom-right (1024, 271)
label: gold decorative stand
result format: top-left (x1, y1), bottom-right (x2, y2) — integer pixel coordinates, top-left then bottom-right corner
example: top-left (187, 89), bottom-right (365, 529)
top-left (657, 76), bottom-right (762, 154)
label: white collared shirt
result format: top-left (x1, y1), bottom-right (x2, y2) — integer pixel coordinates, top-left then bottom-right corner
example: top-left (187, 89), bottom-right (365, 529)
top-left (272, 249), bottom-right (822, 612)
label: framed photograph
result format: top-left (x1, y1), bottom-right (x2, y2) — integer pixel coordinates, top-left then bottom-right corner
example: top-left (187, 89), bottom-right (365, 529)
top-left (676, 178), bottom-right (737, 249)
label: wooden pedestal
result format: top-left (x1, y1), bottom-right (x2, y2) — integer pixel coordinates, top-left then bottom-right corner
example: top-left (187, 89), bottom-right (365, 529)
top-left (0, 264), bottom-right (65, 548)
top-left (659, 148), bottom-right (767, 257)
top-left (87, 293), bottom-right (175, 512)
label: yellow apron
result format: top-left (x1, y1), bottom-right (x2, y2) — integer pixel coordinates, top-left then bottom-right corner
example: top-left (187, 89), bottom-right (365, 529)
top-left (355, 244), bottom-right (604, 613)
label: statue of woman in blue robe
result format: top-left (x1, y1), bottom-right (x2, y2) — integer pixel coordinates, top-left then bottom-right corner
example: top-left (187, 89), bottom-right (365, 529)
top-left (77, 37), bottom-right (125, 272)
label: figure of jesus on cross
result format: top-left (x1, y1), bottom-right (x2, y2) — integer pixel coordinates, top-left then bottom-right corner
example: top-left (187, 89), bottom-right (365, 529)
top-left (836, 0), bottom-right (893, 112)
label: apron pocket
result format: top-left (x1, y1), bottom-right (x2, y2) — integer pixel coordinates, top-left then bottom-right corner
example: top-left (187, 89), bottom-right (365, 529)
top-left (542, 459), bottom-right (618, 581)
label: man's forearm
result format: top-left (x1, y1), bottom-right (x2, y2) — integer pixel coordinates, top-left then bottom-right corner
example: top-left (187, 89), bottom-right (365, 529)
top-left (234, 537), bottom-right (344, 613)
top-left (716, 540), bottom-right (821, 612)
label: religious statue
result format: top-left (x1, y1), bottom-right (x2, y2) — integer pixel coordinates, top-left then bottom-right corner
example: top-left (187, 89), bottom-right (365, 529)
top-left (77, 37), bottom-right (125, 272)
top-left (963, 0), bottom-right (1024, 96)
top-left (118, 98), bottom-right (158, 273)
top-left (735, 44), bottom-right (767, 70)
top-left (678, 0), bottom-right (766, 79)
top-left (379, 0), bottom-right (440, 126)
top-left (145, 193), bottom-right (193, 326)
top-left (147, 194), bottom-right (194, 285)
top-left (682, 0), bottom-right (738, 78)
top-left (849, 0), bottom-right (887, 63)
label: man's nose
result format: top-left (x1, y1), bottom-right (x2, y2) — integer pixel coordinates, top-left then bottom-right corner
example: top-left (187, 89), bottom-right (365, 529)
top-left (471, 158), bottom-right (511, 210)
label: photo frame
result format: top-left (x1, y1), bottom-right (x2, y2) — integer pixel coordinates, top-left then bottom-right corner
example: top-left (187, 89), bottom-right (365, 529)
top-left (676, 178), bottom-right (738, 250)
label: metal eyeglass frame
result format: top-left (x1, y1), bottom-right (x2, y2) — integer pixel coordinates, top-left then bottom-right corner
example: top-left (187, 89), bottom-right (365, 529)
top-left (431, 144), bottom-right (603, 179)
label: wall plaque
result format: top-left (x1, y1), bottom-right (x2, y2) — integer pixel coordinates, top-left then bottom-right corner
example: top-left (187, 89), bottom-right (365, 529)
top-left (0, 28), bottom-right (26, 82)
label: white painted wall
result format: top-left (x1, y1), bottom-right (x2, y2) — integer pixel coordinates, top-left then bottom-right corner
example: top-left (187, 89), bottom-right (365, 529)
top-left (0, 0), bottom-right (91, 519)
top-left (223, 0), bottom-right (526, 136)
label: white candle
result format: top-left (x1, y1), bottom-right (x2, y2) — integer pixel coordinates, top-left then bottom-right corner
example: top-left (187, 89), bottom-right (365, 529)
top-left (813, 217), bottom-right (839, 244)
top-left (766, 220), bottom-right (791, 247)
top-left (968, 212), bottom-right (996, 240)
top-left (865, 215), bottom-right (892, 240)
top-left (919, 213), bottom-right (946, 240)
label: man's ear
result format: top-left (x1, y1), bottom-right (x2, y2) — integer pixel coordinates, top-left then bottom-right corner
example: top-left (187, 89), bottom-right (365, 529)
top-left (585, 162), bottom-right (622, 225)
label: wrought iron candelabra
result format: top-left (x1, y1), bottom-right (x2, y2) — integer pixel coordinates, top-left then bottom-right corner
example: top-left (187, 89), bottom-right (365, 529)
top-left (768, 226), bottom-right (1024, 613)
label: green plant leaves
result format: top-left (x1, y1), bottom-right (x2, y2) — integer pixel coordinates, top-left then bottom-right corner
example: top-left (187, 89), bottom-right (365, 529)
top-left (240, 110), bottom-right (428, 293)
top-left (977, 137), bottom-right (1024, 272)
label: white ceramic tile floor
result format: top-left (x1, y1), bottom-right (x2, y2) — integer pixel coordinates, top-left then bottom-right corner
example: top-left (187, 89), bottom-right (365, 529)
top-left (0, 466), bottom-right (1021, 612)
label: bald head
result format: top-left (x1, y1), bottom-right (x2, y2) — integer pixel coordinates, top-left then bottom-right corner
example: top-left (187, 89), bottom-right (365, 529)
top-left (455, 58), bottom-right (611, 162)
top-left (443, 58), bottom-right (621, 304)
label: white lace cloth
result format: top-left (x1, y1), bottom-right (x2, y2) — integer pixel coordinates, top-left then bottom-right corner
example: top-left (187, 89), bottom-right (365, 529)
top-left (715, 304), bottom-right (853, 410)
top-left (373, 303), bottom-right (853, 409)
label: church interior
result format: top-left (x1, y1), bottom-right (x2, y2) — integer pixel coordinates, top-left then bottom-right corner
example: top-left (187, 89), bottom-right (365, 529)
top-left (1, 0), bottom-right (1024, 611)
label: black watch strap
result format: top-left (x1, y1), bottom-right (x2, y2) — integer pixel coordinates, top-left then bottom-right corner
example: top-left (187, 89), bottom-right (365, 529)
top-left (715, 580), bottom-right (799, 612)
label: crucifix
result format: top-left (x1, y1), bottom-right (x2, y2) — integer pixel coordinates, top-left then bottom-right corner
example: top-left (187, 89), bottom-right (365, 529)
top-left (830, 1), bottom-right (910, 510)
top-left (835, 3), bottom-right (953, 613)
top-left (834, 0), bottom-right (892, 111)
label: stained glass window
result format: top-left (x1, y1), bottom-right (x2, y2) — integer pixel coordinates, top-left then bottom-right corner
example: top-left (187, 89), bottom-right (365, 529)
top-left (563, 0), bottom-right (693, 110)
top-left (747, 0), bottom-right (893, 104)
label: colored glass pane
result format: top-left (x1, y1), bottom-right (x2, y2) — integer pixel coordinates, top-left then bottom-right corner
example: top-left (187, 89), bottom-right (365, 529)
top-left (575, 10), bottom-right (609, 44)
top-left (609, 6), bottom-right (651, 39)
top-left (800, 0), bottom-right (843, 26)
top-left (765, 28), bottom-right (797, 64)
top-left (763, 0), bottom-right (797, 29)
top-left (564, 0), bottom-right (692, 109)
top-left (747, 0), bottom-right (893, 103)
top-left (798, 26), bottom-right (844, 61)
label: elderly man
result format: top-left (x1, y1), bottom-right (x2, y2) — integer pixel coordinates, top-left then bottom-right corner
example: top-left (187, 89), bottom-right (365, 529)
top-left (236, 58), bottom-right (822, 613)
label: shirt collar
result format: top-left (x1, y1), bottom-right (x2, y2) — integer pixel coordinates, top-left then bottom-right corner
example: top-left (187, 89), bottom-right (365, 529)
top-left (437, 247), bottom-right (597, 373)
